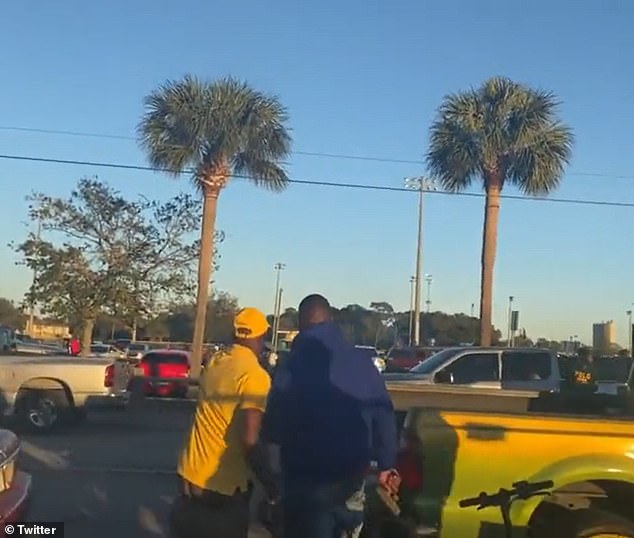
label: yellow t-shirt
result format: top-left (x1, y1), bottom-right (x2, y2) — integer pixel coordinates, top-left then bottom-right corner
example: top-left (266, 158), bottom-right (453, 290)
top-left (178, 344), bottom-right (271, 495)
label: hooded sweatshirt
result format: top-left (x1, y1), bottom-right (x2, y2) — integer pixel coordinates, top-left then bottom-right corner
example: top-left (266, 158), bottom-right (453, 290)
top-left (262, 322), bottom-right (397, 485)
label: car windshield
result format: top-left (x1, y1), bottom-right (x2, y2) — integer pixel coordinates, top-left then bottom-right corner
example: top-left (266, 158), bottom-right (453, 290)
top-left (90, 345), bottom-right (109, 353)
top-left (128, 344), bottom-right (146, 351)
top-left (410, 348), bottom-right (463, 374)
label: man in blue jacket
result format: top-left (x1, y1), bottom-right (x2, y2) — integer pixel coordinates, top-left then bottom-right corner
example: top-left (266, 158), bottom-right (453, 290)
top-left (262, 294), bottom-right (398, 538)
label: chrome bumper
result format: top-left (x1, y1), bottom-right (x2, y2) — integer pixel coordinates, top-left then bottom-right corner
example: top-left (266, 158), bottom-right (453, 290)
top-left (85, 390), bottom-right (130, 409)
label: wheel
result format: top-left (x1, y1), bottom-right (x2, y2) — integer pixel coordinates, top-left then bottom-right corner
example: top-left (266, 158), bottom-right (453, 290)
top-left (15, 389), bottom-right (70, 434)
top-left (575, 509), bottom-right (634, 538)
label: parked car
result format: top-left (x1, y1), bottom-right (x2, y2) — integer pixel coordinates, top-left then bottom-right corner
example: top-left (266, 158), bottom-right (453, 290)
top-left (89, 344), bottom-right (125, 359)
top-left (0, 354), bottom-right (131, 433)
top-left (384, 347), bottom-right (561, 392)
top-left (0, 326), bottom-right (14, 352)
top-left (0, 429), bottom-right (31, 523)
top-left (384, 346), bottom-right (439, 372)
top-left (138, 350), bottom-right (190, 398)
top-left (10, 335), bottom-right (66, 355)
top-left (125, 342), bottom-right (154, 361)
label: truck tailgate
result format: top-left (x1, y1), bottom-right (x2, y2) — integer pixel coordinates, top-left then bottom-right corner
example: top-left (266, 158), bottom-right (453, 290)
top-left (112, 360), bottom-right (133, 391)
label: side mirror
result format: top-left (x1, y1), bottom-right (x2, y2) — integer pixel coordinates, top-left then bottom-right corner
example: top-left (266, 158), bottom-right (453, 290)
top-left (434, 369), bottom-right (454, 384)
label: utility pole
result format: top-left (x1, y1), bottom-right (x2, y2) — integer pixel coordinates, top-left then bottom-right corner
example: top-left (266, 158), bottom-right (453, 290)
top-left (404, 176), bottom-right (438, 347)
top-left (273, 288), bottom-right (283, 348)
top-left (506, 296), bottom-right (514, 347)
top-left (408, 276), bottom-right (415, 346)
top-left (470, 303), bottom-right (475, 317)
top-left (626, 310), bottom-right (632, 357)
top-left (424, 274), bottom-right (433, 313)
top-left (271, 263), bottom-right (285, 350)
top-left (27, 218), bottom-right (42, 337)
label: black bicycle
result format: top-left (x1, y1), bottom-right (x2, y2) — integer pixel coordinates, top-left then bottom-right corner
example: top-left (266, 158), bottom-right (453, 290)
top-left (459, 480), bottom-right (554, 538)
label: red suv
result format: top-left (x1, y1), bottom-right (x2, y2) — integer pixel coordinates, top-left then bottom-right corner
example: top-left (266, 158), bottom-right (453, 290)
top-left (139, 350), bottom-right (190, 398)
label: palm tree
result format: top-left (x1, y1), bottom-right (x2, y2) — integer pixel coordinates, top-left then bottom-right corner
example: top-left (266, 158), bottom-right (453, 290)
top-left (137, 76), bottom-right (292, 378)
top-left (427, 77), bottom-right (573, 346)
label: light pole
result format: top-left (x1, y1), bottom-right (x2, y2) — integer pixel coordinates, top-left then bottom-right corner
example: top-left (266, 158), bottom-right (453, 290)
top-left (506, 296), bottom-right (514, 347)
top-left (424, 274), bottom-right (433, 313)
top-left (627, 309), bottom-right (633, 357)
top-left (408, 276), bottom-right (416, 346)
top-left (404, 176), bottom-right (438, 346)
top-left (271, 263), bottom-right (285, 350)
top-left (273, 287), bottom-right (283, 345)
top-left (570, 335), bottom-right (578, 354)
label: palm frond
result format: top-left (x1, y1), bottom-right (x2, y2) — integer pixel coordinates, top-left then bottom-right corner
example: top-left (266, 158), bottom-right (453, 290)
top-left (507, 123), bottom-right (574, 195)
top-left (427, 76), bottom-right (573, 194)
top-left (137, 76), bottom-right (211, 177)
top-left (138, 75), bottom-right (292, 192)
top-left (427, 117), bottom-right (481, 192)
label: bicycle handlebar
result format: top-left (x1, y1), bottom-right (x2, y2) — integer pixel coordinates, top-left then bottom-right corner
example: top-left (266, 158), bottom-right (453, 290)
top-left (458, 480), bottom-right (554, 509)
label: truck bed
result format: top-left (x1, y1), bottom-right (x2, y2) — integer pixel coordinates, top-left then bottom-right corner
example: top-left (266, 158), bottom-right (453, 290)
top-left (387, 382), bottom-right (633, 420)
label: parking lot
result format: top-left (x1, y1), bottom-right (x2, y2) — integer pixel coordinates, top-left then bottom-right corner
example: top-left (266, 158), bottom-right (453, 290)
top-left (16, 401), bottom-right (270, 538)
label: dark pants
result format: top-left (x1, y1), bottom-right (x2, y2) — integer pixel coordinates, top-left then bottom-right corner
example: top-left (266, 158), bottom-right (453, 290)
top-left (170, 487), bottom-right (251, 538)
top-left (283, 477), bottom-right (366, 538)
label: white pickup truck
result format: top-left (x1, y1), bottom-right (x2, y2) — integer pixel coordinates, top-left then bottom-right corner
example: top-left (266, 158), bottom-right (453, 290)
top-left (0, 354), bottom-right (131, 433)
top-left (384, 346), bottom-right (629, 396)
top-left (384, 347), bottom-right (561, 391)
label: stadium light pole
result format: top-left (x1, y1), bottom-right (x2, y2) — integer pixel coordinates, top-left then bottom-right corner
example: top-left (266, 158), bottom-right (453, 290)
top-left (506, 296), bottom-right (514, 347)
top-left (271, 263), bottom-right (285, 350)
top-left (424, 274), bottom-right (433, 313)
top-left (404, 176), bottom-right (438, 346)
top-left (408, 276), bottom-right (416, 346)
top-left (626, 310), bottom-right (632, 357)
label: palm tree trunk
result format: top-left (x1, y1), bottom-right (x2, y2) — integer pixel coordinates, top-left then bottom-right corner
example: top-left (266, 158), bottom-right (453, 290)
top-left (80, 318), bottom-right (95, 357)
top-left (479, 179), bottom-right (502, 346)
top-left (190, 187), bottom-right (220, 380)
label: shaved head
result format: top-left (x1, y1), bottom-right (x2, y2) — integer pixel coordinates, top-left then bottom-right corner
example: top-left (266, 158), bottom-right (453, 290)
top-left (298, 294), bottom-right (333, 330)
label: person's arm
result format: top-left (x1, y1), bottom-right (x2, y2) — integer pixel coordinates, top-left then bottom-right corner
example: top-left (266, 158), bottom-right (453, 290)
top-left (362, 362), bottom-right (399, 489)
top-left (238, 368), bottom-right (280, 500)
top-left (370, 380), bottom-right (398, 472)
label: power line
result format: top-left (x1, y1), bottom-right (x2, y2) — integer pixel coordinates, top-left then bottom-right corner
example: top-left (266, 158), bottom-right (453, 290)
top-left (0, 125), bottom-right (423, 166)
top-left (1, 125), bottom-right (633, 179)
top-left (1, 152), bottom-right (633, 208)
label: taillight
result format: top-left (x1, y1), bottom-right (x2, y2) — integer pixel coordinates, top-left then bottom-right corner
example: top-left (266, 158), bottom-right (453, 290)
top-left (395, 432), bottom-right (424, 491)
top-left (104, 364), bottom-right (114, 388)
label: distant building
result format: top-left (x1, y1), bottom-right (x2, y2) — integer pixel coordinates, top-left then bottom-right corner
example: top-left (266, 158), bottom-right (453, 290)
top-left (23, 318), bottom-right (71, 341)
top-left (560, 339), bottom-right (581, 355)
top-left (592, 321), bottom-right (615, 354)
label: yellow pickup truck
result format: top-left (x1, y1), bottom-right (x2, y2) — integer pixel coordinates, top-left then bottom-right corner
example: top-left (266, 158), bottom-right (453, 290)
top-left (372, 385), bottom-right (634, 538)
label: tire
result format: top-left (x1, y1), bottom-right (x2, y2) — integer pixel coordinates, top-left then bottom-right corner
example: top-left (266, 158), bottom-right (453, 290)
top-left (15, 389), bottom-right (70, 434)
top-left (575, 509), bottom-right (634, 538)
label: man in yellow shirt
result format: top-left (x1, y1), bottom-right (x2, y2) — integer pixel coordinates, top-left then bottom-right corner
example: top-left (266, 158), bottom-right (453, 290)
top-left (170, 307), bottom-right (280, 538)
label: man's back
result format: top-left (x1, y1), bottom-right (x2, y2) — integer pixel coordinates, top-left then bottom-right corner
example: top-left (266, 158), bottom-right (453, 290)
top-left (264, 322), bottom-right (396, 485)
top-left (178, 344), bottom-right (270, 495)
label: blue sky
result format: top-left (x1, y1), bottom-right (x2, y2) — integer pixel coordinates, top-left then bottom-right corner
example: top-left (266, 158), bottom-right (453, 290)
top-left (1, 0), bottom-right (633, 345)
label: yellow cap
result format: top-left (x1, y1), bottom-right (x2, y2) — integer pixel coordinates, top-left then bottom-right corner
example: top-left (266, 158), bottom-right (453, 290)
top-left (234, 307), bottom-right (269, 339)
